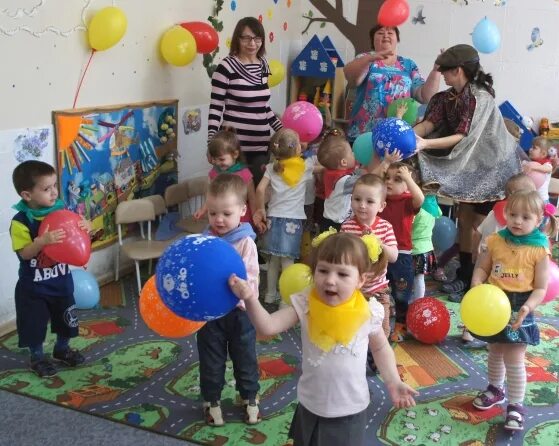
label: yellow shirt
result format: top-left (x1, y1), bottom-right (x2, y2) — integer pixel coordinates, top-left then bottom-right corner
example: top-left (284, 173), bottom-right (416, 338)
top-left (486, 233), bottom-right (549, 292)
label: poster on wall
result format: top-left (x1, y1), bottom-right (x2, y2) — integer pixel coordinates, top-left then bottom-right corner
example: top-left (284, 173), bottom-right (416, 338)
top-left (53, 100), bottom-right (179, 250)
top-left (177, 104), bottom-right (211, 181)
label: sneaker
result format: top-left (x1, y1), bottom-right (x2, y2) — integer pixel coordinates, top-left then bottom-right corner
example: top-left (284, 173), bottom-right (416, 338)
top-left (472, 384), bottom-right (506, 410)
top-left (30, 359), bottom-right (57, 378)
top-left (441, 279), bottom-right (467, 294)
top-left (448, 292), bottom-right (465, 303)
top-left (390, 322), bottom-right (407, 343)
top-left (52, 348), bottom-right (85, 367)
top-left (504, 403), bottom-right (525, 431)
top-left (203, 401), bottom-right (225, 426)
top-left (243, 399), bottom-right (261, 425)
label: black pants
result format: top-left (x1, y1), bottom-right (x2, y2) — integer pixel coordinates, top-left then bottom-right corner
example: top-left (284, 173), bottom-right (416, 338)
top-left (197, 308), bottom-right (260, 402)
top-left (244, 151), bottom-right (270, 187)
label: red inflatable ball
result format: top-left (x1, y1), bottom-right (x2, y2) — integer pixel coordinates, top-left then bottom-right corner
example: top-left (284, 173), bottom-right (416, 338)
top-left (180, 21), bottom-right (219, 54)
top-left (406, 297), bottom-right (450, 344)
top-left (378, 0), bottom-right (410, 27)
top-left (38, 210), bottom-right (91, 266)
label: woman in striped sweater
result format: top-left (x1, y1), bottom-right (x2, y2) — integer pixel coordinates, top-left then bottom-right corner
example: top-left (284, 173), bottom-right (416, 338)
top-left (208, 17), bottom-right (283, 184)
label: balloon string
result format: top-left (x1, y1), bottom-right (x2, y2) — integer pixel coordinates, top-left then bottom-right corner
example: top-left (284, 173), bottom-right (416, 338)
top-left (72, 49), bottom-right (96, 109)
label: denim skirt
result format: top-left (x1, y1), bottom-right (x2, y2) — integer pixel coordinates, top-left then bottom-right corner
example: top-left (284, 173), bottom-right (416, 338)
top-left (261, 216), bottom-right (304, 258)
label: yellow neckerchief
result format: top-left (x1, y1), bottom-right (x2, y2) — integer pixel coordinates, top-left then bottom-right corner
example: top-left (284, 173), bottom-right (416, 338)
top-left (307, 287), bottom-right (371, 352)
top-left (279, 156), bottom-right (306, 187)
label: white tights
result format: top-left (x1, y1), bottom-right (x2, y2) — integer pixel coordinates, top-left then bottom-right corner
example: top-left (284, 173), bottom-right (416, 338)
top-left (266, 255), bottom-right (294, 298)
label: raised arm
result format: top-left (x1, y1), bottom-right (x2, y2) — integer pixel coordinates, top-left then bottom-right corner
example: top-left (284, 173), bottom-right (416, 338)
top-left (413, 68), bottom-right (441, 104)
top-left (344, 50), bottom-right (394, 87)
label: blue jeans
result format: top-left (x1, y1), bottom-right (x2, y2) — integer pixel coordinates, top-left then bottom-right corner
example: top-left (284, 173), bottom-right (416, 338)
top-left (197, 308), bottom-right (260, 402)
top-left (387, 253), bottom-right (414, 323)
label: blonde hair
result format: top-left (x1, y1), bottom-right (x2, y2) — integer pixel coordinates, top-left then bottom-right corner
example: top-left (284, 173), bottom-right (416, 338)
top-left (270, 128), bottom-right (300, 173)
top-left (353, 173), bottom-right (387, 200)
top-left (317, 134), bottom-right (351, 169)
top-left (208, 173), bottom-right (247, 204)
top-left (505, 173), bottom-right (536, 197)
top-left (208, 128), bottom-right (243, 161)
top-left (532, 136), bottom-right (551, 156)
top-left (310, 232), bottom-right (387, 277)
top-left (505, 190), bottom-right (558, 237)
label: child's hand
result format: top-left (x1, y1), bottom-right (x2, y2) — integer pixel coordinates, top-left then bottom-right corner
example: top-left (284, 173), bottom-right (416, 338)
top-left (396, 165), bottom-right (412, 182)
top-left (252, 209), bottom-right (268, 234)
top-left (78, 219), bottom-right (93, 234)
top-left (386, 380), bottom-right (419, 409)
top-left (383, 148), bottom-right (403, 164)
top-left (38, 225), bottom-right (66, 246)
top-left (229, 274), bottom-right (256, 301)
top-left (511, 305), bottom-right (531, 331)
top-left (395, 102), bottom-right (408, 120)
top-left (193, 208), bottom-right (206, 220)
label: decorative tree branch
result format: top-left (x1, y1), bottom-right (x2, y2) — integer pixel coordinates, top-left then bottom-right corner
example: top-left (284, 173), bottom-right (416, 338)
top-left (301, 15), bottom-right (333, 35)
top-left (203, 0), bottom-right (224, 78)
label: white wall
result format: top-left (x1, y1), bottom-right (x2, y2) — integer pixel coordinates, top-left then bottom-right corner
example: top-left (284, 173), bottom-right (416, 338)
top-left (0, 0), bottom-right (301, 328)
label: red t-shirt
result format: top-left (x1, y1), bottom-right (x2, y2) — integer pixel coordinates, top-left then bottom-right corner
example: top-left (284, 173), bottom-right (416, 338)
top-left (379, 192), bottom-right (417, 251)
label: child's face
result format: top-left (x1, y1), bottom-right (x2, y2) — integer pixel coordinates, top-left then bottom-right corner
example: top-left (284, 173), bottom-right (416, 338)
top-left (206, 191), bottom-right (246, 236)
top-left (211, 152), bottom-right (238, 171)
top-left (22, 173), bottom-right (59, 209)
top-left (384, 168), bottom-right (408, 196)
top-left (313, 260), bottom-right (365, 306)
top-left (351, 184), bottom-right (386, 225)
top-left (505, 205), bottom-right (542, 236)
top-left (529, 144), bottom-right (546, 161)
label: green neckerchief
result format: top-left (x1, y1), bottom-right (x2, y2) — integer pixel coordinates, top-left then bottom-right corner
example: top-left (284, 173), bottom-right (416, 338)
top-left (214, 162), bottom-right (244, 174)
top-left (12, 199), bottom-right (65, 222)
top-left (497, 228), bottom-right (549, 248)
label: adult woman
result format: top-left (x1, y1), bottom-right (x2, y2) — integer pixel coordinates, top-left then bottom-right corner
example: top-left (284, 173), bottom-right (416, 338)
top-left (208, 17), bottom-right (282, 184)
top-left (415, 44), bottom-right (522, 298)
top-left (344, 25), bottom-right (441, 142)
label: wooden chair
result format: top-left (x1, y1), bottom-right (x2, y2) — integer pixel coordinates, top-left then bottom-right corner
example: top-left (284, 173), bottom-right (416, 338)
top-left (115, 199), bottom-right (168, 294)
top-left (164, 176), bottom-right (208, 234)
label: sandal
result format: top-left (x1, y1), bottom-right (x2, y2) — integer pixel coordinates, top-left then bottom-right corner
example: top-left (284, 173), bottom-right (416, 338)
top-left (433, 268), bottom-right (448, 282)
top-left (461, 329), bottom-right (474, 343)
top-left (203, 401), bottom-right (225, 426)
top-left (504, 404), bottom-right (525, 431)
top-left (472, 384), bottom-right (506, 410)
top-left (441, 279), bottom-right (468, 294)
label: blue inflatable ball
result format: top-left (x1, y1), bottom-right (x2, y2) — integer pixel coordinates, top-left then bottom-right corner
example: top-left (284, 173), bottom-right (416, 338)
top-left (432, 216), bottom-right (457, 252)
top-left (472, 17), bottom-right (500, 54)
top-left (72, 269), bottom-right (100, 309)
top-left (352, 132), bottom-right (374, 165)
top-left (155, 234), bottom-right (247, 321)
top-left (372, 118), bottom-right (416, 159)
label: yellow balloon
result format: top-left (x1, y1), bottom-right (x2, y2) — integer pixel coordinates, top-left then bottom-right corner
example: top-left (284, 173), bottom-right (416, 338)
top-left (88, 7), bottom-right (128, 51)
top-left (279, 263), bottom-right (313, 305)
top-left (460, 284), bottom-right (511, 336)
top-left (160, 26), bottom-right (197, 67)
top-left (268, 59), bottom-right (286, 88)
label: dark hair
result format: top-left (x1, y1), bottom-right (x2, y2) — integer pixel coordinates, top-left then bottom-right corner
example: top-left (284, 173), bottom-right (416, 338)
top-left (229, 17), bottom-right (266, 58)
top-left (385, 161), bottom-right (419, 182)
top-left (310, 232), bottom-right (387, 277)
top-left (369, 24), bottom-right (400, 49)
top-left (208, 128), bottom-right (244, 161)
top-left (353, 173), bottom-right (387, 199)
top-left (461, 61), bottom-right (495, 98)
top-left (12, 160), bottom-right (56, 194)
top-left (270, 129), bottom-right (300, 173)
top-left (317, 134), bottom-right (351, 170)
top-left (208, 173), bottom-right (248, 204)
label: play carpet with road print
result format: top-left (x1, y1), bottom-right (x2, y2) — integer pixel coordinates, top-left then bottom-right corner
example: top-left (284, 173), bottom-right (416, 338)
top-left (0, 275), bottom-right (558, 446)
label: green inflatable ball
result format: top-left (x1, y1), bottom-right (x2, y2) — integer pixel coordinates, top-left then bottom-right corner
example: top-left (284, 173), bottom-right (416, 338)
top-left (387, 98), bottom-right (419, 126)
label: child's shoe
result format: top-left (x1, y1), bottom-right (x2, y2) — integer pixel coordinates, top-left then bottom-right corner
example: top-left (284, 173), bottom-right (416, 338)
top-left (203, 401), bottom-right (225, 426)
top-left (53, 348), bottom-right (85, 366)
top-left (472, 384), bottom-right (506, 410)
top-left (461, 329), bottom-right (474, 343)
top-left (389, 323), bottom-right (407, 343)
top-left (243, 398), bottom-right (261, 425)
top-left (30, 358), bottom-right (57, 378)
top-left (504, 403), bottom-right (525, 431)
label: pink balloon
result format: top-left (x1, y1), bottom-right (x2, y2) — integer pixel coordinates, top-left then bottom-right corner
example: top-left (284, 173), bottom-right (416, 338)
top-left (525, 161), bottom-right (546, 189)
top-left (282, 101), bottom-right (323, 143)
top-left (543, 259), bottom-right (559, 303)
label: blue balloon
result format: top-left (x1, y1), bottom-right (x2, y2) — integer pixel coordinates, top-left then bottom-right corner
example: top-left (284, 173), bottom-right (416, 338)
top-left (155, 234), bottom-right (247, 321)
top-left (432, 216), bottom-right (457, 252)
top-left (72, 269), bottom-right (100, 309)
top-left (352, 132), bottom-right (374, 165)
top-left (472, 17), bottom-right (500, 54)
top-left (372, 118), bottom-right (416, 159)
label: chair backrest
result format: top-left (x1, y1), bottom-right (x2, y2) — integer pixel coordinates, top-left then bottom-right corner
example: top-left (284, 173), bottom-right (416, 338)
top-left (143, 194), bottom-right (167, 217)
top-left (115, 199), bottom-right (156, 225)
top-left (164, 176), bottom-right (208, 217)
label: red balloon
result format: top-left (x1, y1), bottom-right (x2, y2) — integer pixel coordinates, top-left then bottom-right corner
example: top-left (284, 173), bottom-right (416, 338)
top-left (38, 210), bottom-right (91, 266)
top-left (406, 297), bottom-right (450, 344)
top-left (378, 0), bottom-right (410, 27)
top-left (493, 200), bottom-right (507, 227)
top-left (180, 21), bottom-right (219, 54)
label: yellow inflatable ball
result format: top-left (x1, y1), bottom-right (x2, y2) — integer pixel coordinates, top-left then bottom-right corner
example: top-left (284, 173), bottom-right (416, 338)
top-left (160, 25), bottom-right (197, 66)
top-left (460, 284), bottom-right (511, 336)
top-left (268, 59), bottom-right (286, 88)
top-left (88, 6), bottom-right (128, 51)
top-left (279, 263), bottom-right (313, 305)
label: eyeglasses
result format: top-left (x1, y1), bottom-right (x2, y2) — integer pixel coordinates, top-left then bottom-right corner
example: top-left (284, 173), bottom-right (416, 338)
top-left (240, 35), bottom-right (263, 44)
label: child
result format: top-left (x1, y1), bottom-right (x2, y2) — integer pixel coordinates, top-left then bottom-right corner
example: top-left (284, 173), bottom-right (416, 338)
top-left (522, 136), bottom-right (553, 203)
top-left (229, 232), bottom-right (418, 446)
top-left (411, 195), bottom-right (442, 301)
top-left (254, 129), bottom-right (316, 304)
top-left (194, 129), bottom-right (257, 223)
top-left (379, 162), bottom-right (424, 342)
top-left (470, 190), bottom-right (557, 431)
top-left (197, 173), bottom-right (261, 426)
top-left (341, 174), bottom-right (398, 339)
top-left (10, 161), bottom-right (89, 377)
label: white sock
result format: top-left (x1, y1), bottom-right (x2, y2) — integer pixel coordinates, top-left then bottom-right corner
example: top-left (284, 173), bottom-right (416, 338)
top-left (266, 256), bottom-right (281, 297)
top-left (413, 274), bottom-right (425, 300)
top-left (506, 361), bottom-right (527, 404)
top-left (488, 348), bottom-right (505, 388)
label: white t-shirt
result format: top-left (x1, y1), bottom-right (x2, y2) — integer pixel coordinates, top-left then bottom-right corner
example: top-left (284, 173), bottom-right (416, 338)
top-left (265, 157), bottom-right (315, 220)
top-left (290, 290), bottom-right (384, 418)
top-left (537, 165), bottom-right (551, 202)
top-left (323, 171), bottom-right (361, 223)
top-left (477, 210), bottom-right (504, 252)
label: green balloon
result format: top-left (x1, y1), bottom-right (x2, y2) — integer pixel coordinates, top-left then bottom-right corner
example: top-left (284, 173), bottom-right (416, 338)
top-left (387, 98), bottom-right (419, 125)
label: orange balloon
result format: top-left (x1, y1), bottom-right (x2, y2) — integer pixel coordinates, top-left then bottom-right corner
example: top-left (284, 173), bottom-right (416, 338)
top-left (139, 276), bottom-right (205, 337)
